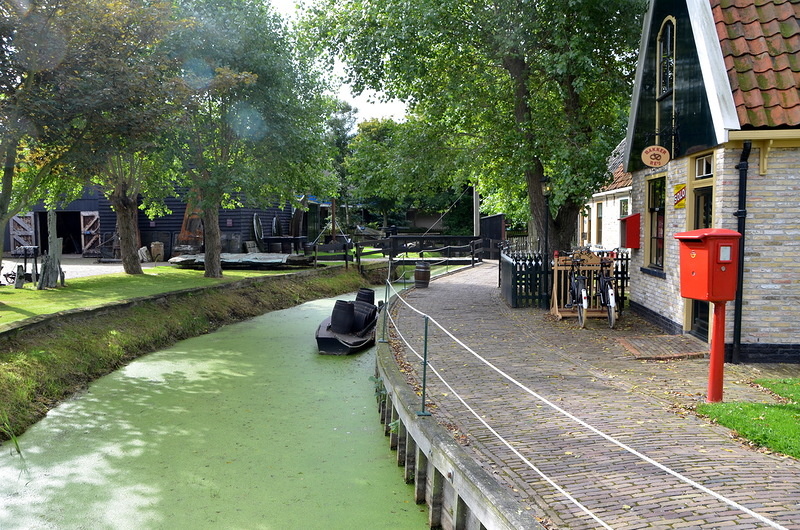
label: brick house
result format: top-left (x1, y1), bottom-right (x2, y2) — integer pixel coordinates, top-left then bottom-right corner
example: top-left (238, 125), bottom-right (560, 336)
top-left (580, 141), bottom-right (634, 251)
top-left (623, 0), bottom-right (799, 362)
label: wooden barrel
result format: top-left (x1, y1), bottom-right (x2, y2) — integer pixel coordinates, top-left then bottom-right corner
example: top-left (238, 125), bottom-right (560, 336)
top-left (355, 288), bottom-right (375, 305)
top-left (414, 262), bottom-right (431, 288)
top-left (352, 301), bottom-right (377, 332)
top-left (330, 300), bottom-right (354, 334)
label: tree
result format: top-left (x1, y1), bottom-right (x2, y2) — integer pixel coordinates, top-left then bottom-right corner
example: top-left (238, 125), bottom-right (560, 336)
top-left (163, 0), bottom-right (334, 277)
top-left (345, 116), bottom-right (474, 228)
top-left (75, 1), bottom-right (182, 275)
top-left (324, 100), bottom-right (357, 228)
top-left (307, 0), bottom-right (645, 251)
top-left (0, 0), bottom-right (179, 275)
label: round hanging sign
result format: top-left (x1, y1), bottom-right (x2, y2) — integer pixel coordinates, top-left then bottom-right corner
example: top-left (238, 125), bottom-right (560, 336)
top-left (641, 145), bottom-right (671, 168)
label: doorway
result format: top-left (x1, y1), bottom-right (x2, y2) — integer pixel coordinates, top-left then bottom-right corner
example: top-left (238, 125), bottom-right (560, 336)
top-left (37, 212), bottom-right (83, 255)
top-left (690, 187), bottom-right (713, 340)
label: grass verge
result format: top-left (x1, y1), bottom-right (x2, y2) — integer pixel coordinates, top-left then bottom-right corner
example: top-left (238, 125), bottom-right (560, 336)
top-left (696, 378), bottom-right (800, 458)
top-left (0, 267), bottom-right (373, 442)
top-left (0, 267), bottom-right (288, 327)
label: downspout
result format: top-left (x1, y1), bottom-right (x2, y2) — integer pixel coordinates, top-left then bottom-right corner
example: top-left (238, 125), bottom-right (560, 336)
top-left (732, 140), bottom-right (751, 364)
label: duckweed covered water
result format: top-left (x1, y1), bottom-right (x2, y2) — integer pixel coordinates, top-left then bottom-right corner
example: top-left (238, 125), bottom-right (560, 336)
top-left (0, 297), bottom-right (427, 529)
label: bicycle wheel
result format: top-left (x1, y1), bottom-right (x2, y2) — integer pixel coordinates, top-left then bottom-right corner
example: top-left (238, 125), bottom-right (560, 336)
top-left (576, 278), bottom-right (586, 328)
top-left (606, 284), bottom-right (616, 329)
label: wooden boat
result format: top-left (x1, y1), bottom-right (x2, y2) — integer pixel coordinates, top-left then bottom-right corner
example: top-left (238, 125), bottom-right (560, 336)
top-left (168, 252), bottom-right (313, 269)
top-left (316, 289), bottom-right (382, 355)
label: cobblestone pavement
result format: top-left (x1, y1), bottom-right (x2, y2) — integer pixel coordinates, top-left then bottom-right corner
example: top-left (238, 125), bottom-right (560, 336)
top-left (390, 262), bottom-right (800, 529)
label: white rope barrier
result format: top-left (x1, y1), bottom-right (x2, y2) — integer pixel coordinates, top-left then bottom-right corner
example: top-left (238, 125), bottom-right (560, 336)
top-left (384, 276), bottom-right (790, 530)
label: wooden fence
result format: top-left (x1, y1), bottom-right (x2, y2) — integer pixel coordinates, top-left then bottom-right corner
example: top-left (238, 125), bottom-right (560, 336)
top-left (500, 251), bottom-right (551, 309)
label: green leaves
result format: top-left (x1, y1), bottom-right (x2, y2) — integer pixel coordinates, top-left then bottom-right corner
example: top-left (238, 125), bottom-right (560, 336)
top-left (308, 0), bottom-right (646, 243)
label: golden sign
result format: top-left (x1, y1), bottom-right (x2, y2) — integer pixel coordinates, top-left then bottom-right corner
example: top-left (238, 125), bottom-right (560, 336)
top-left (641, 145), bottom-right (670, 168)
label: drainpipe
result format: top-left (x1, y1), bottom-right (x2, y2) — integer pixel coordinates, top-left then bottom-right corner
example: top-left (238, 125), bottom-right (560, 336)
top-left (732, 140), bottom-right (751, 364)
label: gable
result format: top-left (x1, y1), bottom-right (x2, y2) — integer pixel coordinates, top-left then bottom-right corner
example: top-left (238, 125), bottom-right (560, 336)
top-left (625, 0), bottom-right (739, 172)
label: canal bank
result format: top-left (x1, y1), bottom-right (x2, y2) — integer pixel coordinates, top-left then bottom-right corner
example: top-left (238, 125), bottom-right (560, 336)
top-left (373, 293), bottom-right (542, 530)
top-left (0, 264), bottom-right (386, 441)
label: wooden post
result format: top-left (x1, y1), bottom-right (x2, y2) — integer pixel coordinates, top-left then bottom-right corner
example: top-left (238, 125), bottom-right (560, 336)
top-left (414, 448), bottom-right (428, 504)
top-left (404, 434), bottom-right (417, 484)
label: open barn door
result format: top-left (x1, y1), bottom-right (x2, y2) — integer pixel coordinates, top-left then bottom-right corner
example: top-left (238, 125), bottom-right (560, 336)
top-left (80, 211), bottom-right (100, 257)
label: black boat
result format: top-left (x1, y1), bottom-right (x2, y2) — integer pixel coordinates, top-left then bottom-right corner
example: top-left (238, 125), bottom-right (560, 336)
top-left (316, 289), bottom-right (382, 355)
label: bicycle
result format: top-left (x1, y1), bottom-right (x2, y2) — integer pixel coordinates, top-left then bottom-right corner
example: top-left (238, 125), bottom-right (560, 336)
top-left (596, 253), bottom-right (619, 329)
top-left (564, 252), bottom-right (588, 328)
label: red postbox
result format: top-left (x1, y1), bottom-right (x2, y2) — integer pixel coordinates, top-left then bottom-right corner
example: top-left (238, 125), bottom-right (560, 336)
top-left (674, 228), bottom-right (741, 302)
top-left (674, 228), bottom-right (741, 403)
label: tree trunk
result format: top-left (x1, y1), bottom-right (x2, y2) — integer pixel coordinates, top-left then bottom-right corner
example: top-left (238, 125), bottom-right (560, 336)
top-left (504, 55), bottom-right (551, 254)
top-left (0, 138), bottom-right (20, 276)
top-left (110, 194), bottom-right (144, 274)
top-left (37, 210), bottom-right (62, 289)
top-left (202, 206), bottom-right (223, 278)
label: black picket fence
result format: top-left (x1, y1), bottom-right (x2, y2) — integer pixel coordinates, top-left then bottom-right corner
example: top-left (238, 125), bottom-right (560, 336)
top-left (500, 251), bottom-right (551, 309)
top-left (500, 248), bottom-right (631, 310)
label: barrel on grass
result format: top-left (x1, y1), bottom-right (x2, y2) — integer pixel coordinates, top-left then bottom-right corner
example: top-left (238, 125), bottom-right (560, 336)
top-left (414, 262), bottom-right (431, 288)
top-left (330, 300), bottom-right (354, 334)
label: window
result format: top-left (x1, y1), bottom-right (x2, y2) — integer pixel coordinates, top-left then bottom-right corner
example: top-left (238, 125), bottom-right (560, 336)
top-left (596, 202), bottom-right (603, 246)
top-left (657, 18), bottom-right (676, 154)
top-left (648, 177), bottom-right (666, 268)
top-left (658, 20), bottom-right (675, 96)
top-left (620, 198), bottom-right (629, 218)
top-left (693, 153), bottom-right (714, 229)
top-left (695, 154), bottom-right (713, 180)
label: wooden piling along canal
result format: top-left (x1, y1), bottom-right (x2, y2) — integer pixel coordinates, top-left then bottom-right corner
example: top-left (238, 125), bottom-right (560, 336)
top-left (374, 306), bottom-right (544, 530)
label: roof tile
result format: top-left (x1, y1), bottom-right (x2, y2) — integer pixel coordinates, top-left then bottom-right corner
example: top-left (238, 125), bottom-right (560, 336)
top-left (711, 0), bottom-right (800, 128)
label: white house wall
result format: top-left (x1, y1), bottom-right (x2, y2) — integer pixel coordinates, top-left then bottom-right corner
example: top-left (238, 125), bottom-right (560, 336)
top-left (583, 189), bottom-right (632, 251)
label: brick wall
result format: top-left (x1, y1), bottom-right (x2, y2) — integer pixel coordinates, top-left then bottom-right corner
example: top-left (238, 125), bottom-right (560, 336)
top-left (629, 144), bottom-right (800, 356)
top-left (739, 146), bottom-right (800, 346)
top-left (629, 161), bottom-right (687, 332)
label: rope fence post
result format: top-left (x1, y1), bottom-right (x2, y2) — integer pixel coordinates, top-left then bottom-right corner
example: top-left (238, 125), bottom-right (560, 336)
top-left (417, 315), bottom-right (432, 416)
top-left (380, 278), bottom-right (390, 343)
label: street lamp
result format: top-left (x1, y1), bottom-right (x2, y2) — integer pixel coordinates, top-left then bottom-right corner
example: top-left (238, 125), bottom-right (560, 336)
top-left (541, 177), bottom-right (552, 310)
top-left (541, 178), bottom-right (552, 259)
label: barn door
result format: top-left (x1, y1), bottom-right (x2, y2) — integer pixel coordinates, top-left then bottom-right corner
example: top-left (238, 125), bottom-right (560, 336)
top-left (10, 213), bottom-right (35, 251)
top-left (80, 211), bottom-right (100, 256)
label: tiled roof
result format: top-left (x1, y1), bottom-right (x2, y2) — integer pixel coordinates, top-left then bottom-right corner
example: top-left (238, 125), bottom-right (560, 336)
top-left (604, 140), bottom-right (632, 192)
top-left (712, 0), bottom-right (800, 128)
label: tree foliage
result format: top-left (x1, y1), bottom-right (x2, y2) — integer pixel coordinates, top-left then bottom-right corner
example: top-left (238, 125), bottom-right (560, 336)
top-left (163, 0), bottom-right (335, 277)
top-left (307, 0), bottom-right (646, 250)
top-left (344, 116), bottom-right (470, 228)
top-left (1, 0), bottom-right (172, 265)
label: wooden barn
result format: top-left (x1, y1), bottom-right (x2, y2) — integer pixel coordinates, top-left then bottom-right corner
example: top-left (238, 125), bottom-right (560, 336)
top-left (4, 188), bottom-right (308, 260)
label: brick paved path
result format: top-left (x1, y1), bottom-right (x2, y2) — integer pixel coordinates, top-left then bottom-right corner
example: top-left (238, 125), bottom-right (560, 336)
top-left (390, 262), bottom-right (800, 529)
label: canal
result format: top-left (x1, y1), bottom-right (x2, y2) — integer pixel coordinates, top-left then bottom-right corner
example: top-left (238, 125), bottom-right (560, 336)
top-left (0, 296), bottom-right (428, 529)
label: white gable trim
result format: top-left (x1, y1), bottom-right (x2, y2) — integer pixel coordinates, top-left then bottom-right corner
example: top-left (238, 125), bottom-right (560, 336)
top-left (687, 0), bottom-right (740, 142)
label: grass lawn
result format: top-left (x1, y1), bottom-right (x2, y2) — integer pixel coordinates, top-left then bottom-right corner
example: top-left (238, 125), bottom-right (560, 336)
top-left (697, 378), bottom-right (800, 458)
top-left (0, 267), bottom-right (288, 327)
